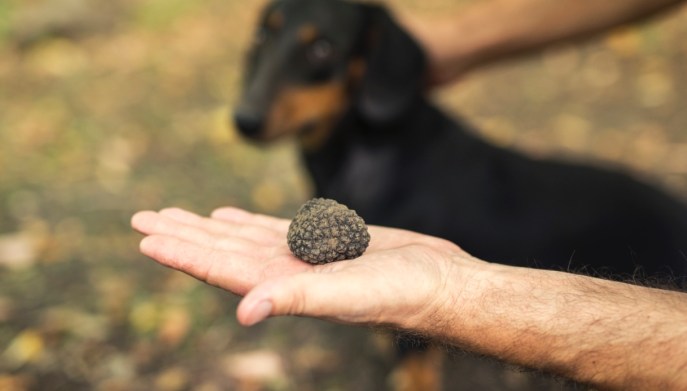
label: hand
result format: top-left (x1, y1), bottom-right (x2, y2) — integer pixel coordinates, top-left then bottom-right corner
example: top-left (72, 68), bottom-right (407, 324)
top-left (401, 14), bottom-right (474, 87)
top-left (131, 207), bottom-right (480, 328)
top-left (400, 0), bottom-right (686, 89)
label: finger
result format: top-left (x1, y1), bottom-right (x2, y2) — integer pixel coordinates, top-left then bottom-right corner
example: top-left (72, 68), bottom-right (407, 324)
top-left (131, 210), bottom-right (158, 234)
top-left (133, 210), bottom-right (283, 247)
top-left (236, 270), bottom-right (376, 326)
top-left (133, 210), bottom-right (229, 248)
top-left (139, 234), bottom-right (262, 295)
top-left (158, 208), bottom-right (283, 254)
top-left (158, 207), bottom-right (233, 235)
top-left (211, 207), bottom-right (291, 234)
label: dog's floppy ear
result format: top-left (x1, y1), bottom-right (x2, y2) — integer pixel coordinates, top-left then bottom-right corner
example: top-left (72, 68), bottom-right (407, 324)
top-left (357, 5), bottom-right (426, 124)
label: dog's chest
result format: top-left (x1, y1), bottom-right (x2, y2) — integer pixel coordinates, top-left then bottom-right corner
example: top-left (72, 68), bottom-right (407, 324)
top-left (316, 143), bottom-right (401, 213)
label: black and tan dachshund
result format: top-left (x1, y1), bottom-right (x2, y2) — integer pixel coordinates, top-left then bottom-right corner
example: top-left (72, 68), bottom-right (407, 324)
top-left (234, 0), bottom-right (687, 388)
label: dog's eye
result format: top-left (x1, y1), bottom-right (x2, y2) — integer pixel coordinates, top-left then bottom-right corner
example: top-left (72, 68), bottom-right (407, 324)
top-left (307, 39), bottom-right (334, 64)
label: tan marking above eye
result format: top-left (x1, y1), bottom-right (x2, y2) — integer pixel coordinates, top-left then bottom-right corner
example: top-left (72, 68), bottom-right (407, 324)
top-left (267, 11), bottom-right (284, 30)
top-left (298, 24), bottom-right (319, 44)
top-left (348, 58), bottom-right (367, 85)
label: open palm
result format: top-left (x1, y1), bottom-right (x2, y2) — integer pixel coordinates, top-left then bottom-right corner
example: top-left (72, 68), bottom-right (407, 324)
top-left (132, 206), bottom-right (475, 328)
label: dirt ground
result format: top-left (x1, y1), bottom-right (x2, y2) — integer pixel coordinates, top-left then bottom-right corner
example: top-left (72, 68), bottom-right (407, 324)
top-left (0, 0), bottom-right (686, 390)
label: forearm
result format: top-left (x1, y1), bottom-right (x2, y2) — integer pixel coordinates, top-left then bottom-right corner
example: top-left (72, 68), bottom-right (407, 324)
top-left (410, 260), bottom-right (687, 389)
top-left (401, 0), bottom-right (685, 83)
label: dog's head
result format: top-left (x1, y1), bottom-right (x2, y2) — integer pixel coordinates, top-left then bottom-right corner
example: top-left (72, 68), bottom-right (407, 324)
top-left (233, 0), bottom-right (425, 150)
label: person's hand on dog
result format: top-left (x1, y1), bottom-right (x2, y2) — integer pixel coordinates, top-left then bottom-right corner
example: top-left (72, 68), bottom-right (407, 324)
top-left (401, 0), bottom-right (685, 88)
top-left (131, 207), bottom-right (481, 328)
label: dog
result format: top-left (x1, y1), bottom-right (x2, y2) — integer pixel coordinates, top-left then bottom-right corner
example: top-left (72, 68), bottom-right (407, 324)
top-left (233, 0), bottom-right (687, 388)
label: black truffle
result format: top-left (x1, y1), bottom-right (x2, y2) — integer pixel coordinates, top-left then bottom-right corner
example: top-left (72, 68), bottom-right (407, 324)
top-left (287, 198), bottom-right (370, 264)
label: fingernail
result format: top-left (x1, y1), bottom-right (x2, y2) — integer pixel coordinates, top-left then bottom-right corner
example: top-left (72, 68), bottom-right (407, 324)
top-left (247, 300), bottom-right (273, 326)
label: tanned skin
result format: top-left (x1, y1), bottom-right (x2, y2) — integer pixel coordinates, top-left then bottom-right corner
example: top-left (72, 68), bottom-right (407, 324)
top-left (133, 1), bottom-right (687, 389)
top-left (401, 0), bottom-right (686, 85)
top-left (131, 207), bottom-right (687, 390)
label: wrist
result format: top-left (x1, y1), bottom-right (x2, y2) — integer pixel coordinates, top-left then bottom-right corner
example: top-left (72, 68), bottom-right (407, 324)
top-left (395, 251), bottom-right (494, 337)
top-left (404, 259), bottom-right (558, 354)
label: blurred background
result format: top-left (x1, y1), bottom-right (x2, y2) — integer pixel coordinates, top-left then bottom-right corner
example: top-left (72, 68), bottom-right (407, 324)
top-left (0, 0), bottom-right (685, 390)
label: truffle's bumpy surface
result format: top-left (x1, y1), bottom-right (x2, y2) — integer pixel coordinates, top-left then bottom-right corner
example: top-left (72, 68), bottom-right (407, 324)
top-left (287, 198), bottom-right (370, 264)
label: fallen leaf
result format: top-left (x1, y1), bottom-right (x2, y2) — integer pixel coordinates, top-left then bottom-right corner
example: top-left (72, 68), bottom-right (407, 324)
top-left (154, 367), bottom-right (189, 391)
top-left (157, 305), bottom-right (191, 347)
top-left (0, 232), bottom-right (40, 270)
top-left (0, 375), bottom-right (31, 391)
top-left (222, 350), bottom-right (285, 383)
top-left (129, 300), bottom-right (161, 335)
top-left (251, 180), bottom-right (285, 213)
top-left (3, 330), bottom-right (45, 368)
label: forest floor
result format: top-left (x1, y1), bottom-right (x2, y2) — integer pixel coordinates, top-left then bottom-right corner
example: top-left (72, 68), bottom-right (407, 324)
top-left (1, 0), bottom-right (686, 390)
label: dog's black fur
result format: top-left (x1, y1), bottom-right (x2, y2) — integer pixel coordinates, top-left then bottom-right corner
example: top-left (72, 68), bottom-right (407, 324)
top-left (235, 0), bottom-right (687, 285)
top-left (234, 1), bottom-right (687, 388)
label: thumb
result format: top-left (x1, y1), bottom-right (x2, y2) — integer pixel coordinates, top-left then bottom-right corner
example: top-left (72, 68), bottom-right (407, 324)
top-left (236, 271), bottom-right (365, 326)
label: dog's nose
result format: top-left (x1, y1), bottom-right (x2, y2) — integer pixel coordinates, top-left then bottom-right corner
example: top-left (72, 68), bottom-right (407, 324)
top-left (233, 111), bottom-right (264, 138)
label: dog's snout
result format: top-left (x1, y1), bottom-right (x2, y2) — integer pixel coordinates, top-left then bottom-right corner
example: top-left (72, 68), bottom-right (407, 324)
top-left (234, 111), bottom-right (265, 138)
